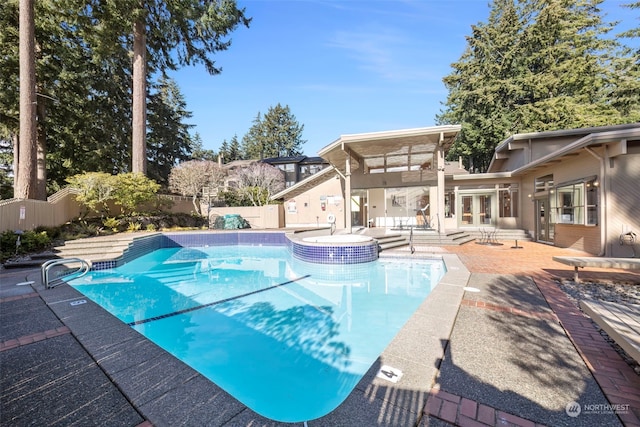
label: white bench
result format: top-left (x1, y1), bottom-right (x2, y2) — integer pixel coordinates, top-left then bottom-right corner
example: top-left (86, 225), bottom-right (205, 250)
top-left (552, 256), bottom-right (640, 283)
top-left (579, 299), bottom-right (640, 363)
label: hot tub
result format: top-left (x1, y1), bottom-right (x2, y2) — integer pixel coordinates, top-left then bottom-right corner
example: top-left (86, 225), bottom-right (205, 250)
top-left (302, 235), bottom-right (373, 244)
top-left (289, 234), bottom-right (379, 264)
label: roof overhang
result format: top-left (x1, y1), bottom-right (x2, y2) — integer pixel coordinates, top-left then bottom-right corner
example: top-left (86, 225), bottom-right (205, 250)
top-left (453, 171), bottom-right (512, 181)
top-left (271, 165), bottom-right (337, 200)
top-left (510, 126), bottom-right (640, 176)
top-left (489, 123), bottom-right (640, 171)
top-left (317, 125), bottom-right (461, 175)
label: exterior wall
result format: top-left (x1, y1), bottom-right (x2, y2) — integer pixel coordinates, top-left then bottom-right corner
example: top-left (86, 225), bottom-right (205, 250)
top-left (554, 224), bottom-right (601, 254)
top-left (606, 147), bottom-right (640, 257)
top-left (519, 150), bottom-right (601, 252)
top-left (206, 205), bottom-right (284, 229)
top-left (530, 136), bottom-right (576, 163)
top-left (282, 177), bottom-right (345, 228)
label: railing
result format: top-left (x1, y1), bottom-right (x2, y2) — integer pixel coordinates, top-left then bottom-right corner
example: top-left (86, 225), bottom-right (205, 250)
top-left (41, 258), bottom-right (91, 289)
top-left (409, 226), bottom-right (415, 254)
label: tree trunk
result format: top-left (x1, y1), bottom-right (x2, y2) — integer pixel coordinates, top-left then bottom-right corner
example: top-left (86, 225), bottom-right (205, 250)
top-left (36, 99), bottom-right (47, 200)
top-left (192, 194), bottom-right (201, 215)
top-left (132, 18), bottom-right (147, 174)
top-left (16, 0), bottom-right (37, 199)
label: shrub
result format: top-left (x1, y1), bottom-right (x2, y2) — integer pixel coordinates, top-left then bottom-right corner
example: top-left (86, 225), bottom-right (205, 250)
top-left (112, 173), bottom-right (161, 215)
top-left (127, 222), bottom-right (142, 232)
top-left (103, 217), bottom-right (121, 232)
top-left (67, 172), bottom-right (161, 217)
top-left (0, 230), bottom-right (52, 262)
top-left (66, 172), bottom-right (116, 217)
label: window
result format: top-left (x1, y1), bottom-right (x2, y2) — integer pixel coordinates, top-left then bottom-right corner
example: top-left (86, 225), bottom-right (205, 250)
top-left (586, 180), bottom-right (599, 225)
top-left (554, 177), bottom-right (598, 225)
top-left (444, 190), bottom-right (455, 218)
top-left (499, 185), bottom-right (518, 218)
top-left (277, 163), bottom-right (297, 187)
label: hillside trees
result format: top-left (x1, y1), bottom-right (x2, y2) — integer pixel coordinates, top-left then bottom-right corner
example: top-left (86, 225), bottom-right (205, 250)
top-left (2, 0), bottom-right (134, 196)
top-left (2, 0), bottom-right (249, 199)
top-left (438, 0), bottom-right (640, 172)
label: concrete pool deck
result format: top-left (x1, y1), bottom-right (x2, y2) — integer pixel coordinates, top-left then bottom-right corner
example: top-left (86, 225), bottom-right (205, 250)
top-left (1, 240), bottom-right (639, 426)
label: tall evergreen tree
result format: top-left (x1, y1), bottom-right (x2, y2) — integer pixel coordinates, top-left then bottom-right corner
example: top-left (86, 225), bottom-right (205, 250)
top-left (438, 0), bottom-right (523, 171)
top-left (190, 133), bottom-right (217, 161)
top-left (241, 104), bottom-right (306, 159)
top-left (228, 134), bottom-right (242, 161)
top-left (609, 2), bottom-right (640, 116)
top-left (218, 139), bottom-right (230, 162)
top-left (129, 0), bottom-right (250, 175)
top-left (1, 0), bottom-right (134, 194)
top-left (17, 0), bottom-right (37, 199)
top-left (438, 0), bottom-right (639, 172)
top-left (146, 75), bottom-right (194, 187)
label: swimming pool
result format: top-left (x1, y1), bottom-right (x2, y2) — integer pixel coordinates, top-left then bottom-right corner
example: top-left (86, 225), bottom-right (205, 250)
top-left (70, 243), bottom-right (444, 422)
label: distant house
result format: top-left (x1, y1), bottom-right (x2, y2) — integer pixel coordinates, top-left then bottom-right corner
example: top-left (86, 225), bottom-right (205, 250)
top-left (261, 156), bottom-right (330, 188)
top-left (272, 123), bottom-right (640, 257)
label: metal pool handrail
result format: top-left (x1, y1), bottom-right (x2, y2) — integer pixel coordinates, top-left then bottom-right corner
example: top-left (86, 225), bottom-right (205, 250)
top-left (41, 258), bottom-right (91, 289)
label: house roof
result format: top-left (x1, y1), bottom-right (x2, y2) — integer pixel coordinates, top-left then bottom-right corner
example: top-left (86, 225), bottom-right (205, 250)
top-left (317, 125), bottom-right (461, 175)
top-left (488, 123), bottom-right (640, 174)
top-left (262, 155), bottom-right (329, 166)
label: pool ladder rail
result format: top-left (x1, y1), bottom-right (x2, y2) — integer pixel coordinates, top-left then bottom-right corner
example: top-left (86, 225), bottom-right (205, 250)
top-left (41, 258), bottom-right (92, 289)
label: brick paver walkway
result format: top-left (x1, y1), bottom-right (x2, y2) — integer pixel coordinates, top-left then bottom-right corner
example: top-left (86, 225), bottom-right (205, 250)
top-left (435, 241), bottom-right (640, 427)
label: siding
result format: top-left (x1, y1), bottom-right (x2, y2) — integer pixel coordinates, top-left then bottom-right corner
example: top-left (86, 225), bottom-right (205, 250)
top-left (607, 151), bottom-right (640, 257)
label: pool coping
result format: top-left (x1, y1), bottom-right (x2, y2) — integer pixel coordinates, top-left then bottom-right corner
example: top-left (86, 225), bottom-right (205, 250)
top-left (33, 245), bottom-right (470, 426)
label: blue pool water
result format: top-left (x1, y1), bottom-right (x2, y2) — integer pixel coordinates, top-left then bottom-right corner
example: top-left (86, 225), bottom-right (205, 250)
top-left (70, 245), bottom-right (444, 422)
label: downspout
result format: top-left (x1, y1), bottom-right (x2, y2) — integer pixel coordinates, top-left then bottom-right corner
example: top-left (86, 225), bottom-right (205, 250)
top-left (584, 146), bottom-right (606, 256)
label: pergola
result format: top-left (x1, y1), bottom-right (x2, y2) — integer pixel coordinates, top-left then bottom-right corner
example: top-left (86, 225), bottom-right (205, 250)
top-left (317, 125), bottom-right (461, 230)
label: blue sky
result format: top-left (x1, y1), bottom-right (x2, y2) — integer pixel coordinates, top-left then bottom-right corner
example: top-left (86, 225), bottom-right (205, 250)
top-left (169, 0), bottom-right (638, 157)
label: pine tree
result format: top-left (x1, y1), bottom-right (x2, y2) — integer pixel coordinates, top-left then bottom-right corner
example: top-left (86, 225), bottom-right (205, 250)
top-left (146, 76), bottom-right (194, 187)
top-left (241, 104), bottom-right (306, 159)
top-left (438, 0), bottom-right (639, 172)
top-left (130, 0), bottom-right (250, 174)
top-left (228, 134), bottom-right (242, 161)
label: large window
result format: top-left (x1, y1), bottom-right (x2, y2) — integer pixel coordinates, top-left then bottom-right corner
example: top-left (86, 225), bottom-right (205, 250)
top-left (555, 177), bottom-right (598, 225)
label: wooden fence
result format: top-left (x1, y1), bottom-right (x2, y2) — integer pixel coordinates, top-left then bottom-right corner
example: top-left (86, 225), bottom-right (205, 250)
top-left (0, 189), bottom-right (284, 233)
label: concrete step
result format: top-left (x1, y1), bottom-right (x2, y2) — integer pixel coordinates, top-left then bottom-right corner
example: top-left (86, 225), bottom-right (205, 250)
top-left (375, 234), bottom-right (409, 252)
top-left (50, 234), bottom-right (149, 262)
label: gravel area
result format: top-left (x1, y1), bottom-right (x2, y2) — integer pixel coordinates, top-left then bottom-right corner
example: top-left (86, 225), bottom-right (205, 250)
top-left (559, 278), bottom-right (640, 376)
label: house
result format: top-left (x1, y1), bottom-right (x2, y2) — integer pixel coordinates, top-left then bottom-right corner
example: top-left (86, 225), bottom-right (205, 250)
top-left (272, 123), bottom-right (640, 256)
top-left (262, 156), bottom-right (329, 188)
